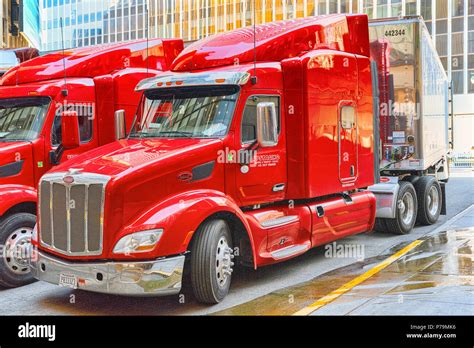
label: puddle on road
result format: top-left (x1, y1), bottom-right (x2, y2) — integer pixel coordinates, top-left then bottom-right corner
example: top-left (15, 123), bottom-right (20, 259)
top-left (215, 228), bottom-right (474, 315)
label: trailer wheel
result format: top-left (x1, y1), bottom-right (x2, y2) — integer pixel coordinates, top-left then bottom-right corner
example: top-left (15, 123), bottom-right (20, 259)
top-left (414, 176), bottom-right (442, 225)
top-left (0, 213), bottom-right (36, 288)
top-left (385, 182), bottom-right (417, 235)
top-left (191, 219), bottom-right (234, 304)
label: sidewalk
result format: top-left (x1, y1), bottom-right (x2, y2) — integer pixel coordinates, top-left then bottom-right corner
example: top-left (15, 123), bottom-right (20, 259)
top-left (215, 205), bottom-right (474, 315)
top-left (309, 205), bottom-right (474, 315)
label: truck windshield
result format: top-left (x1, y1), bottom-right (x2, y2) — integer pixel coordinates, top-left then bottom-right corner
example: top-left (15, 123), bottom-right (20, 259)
top-left (129, 85), bottom-right (239, 139)
top-left (0, 97), bottom-right (50, 142)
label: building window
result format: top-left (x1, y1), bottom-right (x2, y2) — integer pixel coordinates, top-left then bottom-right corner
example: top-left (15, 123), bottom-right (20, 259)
top-left (406, 0), bottom-right (417, 15)
top-left (452, 71), bottom-right (464, 94)
top-left (436, 0), bottom-right (448, 19)
top-left (421, 0), bottom-right (432, 20)
top-left (468, 71), bottom-right (474, 93)
top-left (452, 0), bottom-right (464, 17)
top-left (436, 34), bottom-right (448, 56)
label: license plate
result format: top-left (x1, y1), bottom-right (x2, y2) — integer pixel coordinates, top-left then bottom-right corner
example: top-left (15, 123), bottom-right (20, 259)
top-left (59, 273), bottom-right (78, 289)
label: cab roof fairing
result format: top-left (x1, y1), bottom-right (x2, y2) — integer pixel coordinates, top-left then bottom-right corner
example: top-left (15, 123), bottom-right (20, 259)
top-left (170, 14), bottom-right (370, 72)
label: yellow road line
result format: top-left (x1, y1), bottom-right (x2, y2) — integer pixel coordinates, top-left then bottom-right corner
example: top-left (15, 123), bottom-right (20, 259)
top-left (293, 239), bottom-right (424, 316)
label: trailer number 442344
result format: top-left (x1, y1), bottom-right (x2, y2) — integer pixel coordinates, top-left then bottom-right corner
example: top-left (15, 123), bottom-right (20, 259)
top-left (385, 29), bottom-right (406, 37)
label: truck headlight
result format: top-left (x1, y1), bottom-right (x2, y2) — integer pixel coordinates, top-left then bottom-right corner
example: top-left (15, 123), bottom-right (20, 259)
top-left (113, 229), bottom-right (163, 254)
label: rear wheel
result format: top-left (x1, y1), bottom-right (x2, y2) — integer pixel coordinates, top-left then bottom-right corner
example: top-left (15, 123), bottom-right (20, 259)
top-left (0, 213), bottom-right (36, 288)
top-left (385, 181), bottom-right (417, 235)
top-left (191, 219), bottom-right (234, 304)
top-left (415, 176), bottom-right (442, 225)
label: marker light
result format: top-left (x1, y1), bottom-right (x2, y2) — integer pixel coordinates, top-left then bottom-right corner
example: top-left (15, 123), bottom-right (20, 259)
top-left (113, 229), bottom-right (163, 254)
top-left (215, 78), bottom-right (226, 83)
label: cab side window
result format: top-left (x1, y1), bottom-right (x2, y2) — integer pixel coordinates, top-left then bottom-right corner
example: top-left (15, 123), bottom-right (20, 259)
top-left (241, 95), bottom-right (280, 144)
top-left (51, 108), bottom-right (93, 146)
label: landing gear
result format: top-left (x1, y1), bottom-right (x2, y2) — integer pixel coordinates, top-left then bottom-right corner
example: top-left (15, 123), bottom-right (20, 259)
top-left (0, 213), bottom-right (36, 288)
top-left (384, 181), bottom-right (418, 235)
top-left (414, 176), bottom-right (442, 225)
top-left (190, 219), bottom-right (234, 304)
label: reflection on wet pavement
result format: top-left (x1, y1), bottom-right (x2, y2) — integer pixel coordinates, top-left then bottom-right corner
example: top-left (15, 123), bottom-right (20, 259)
top-left (215, 228), bottom-right (474, 315)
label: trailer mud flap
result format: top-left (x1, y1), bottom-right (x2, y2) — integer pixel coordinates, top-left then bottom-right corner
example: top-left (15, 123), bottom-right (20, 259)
top-left (440, 182), bottom-right (447, 215)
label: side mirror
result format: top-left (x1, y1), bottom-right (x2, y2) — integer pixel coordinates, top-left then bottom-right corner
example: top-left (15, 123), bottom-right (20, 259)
top-left (61, 111), bottom-right (80, 150)
top-left (256, 102), bottom-right (278, 147)
top-left (114, 109), bottom-right (126, 140)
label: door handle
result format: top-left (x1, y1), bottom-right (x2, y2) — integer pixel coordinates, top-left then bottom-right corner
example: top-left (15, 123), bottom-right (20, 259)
top-left (272, 183), bottom-right (285, 192)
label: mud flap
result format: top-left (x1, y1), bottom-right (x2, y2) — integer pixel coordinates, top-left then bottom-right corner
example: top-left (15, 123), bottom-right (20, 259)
top-left (440, 182), bottom-right (447, 215)
top-left (367, 179), bottom-right (400, 219)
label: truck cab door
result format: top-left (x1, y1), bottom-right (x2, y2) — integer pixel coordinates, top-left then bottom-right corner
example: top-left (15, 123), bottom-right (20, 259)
top-left (339, 102), bottom-right (358, 185)
top-left (234, 94), bottom-right (287, 206)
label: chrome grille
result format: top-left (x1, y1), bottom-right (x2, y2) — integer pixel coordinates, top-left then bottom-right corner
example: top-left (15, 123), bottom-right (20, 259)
top-left (39, 172), bottom-right (110, 256)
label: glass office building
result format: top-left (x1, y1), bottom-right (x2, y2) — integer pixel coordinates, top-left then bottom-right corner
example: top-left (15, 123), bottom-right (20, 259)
top-left (1, 0), bottom-right (29, 48)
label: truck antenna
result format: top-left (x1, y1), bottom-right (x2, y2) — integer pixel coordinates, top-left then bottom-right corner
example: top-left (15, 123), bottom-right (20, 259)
top-left (146, 3), bottom-right (149, 76)
top-left (251, 0), bottom-right (257, 85)
top-left (60, 17), bottom-right (68, 96)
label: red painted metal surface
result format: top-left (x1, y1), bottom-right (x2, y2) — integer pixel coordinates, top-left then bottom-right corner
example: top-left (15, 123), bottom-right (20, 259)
top-left (171, 14), bottom-right (370, 72)
top-left (37, 14), bottom-right (377, 270)
top-left (0, 39), bottom-right (183, 221)
top-left (0, 39), bottom-right (183, 86)
top-left (309, 191), bottom-right (376, 247)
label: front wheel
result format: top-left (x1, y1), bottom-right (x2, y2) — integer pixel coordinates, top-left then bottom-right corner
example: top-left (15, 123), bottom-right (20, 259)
top-left (190, 219), bottom-right (234, 304)
top-left (385, 181), bottom-right (417, 235)
top-left (0, 213), bottom-right (37, 288)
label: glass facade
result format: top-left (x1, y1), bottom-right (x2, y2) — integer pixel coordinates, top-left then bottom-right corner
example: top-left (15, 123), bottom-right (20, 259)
top-left (1, 0), bottom-right (29, 48)
top-left (33, 0), bottom-right (474, 97)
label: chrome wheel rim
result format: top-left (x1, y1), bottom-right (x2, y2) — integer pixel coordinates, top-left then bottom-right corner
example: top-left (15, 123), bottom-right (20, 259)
top-left (215, 236), bottom-right (233, 288)
top-left (427, 185), bottom-right (440, 216)
top-left (398, 192), bottom-right (415, 225)
top-left (3, 227), bottom-right (33, 275)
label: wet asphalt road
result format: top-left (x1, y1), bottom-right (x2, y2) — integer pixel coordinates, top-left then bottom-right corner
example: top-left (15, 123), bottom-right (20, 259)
top-left (0, 170), bottom-right (473, 316)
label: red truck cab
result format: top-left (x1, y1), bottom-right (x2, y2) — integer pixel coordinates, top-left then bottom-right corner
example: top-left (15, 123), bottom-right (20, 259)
top-left (0, 39), bottom-right (183, 288)
top-left (32, 14), bottom-right (377, 303)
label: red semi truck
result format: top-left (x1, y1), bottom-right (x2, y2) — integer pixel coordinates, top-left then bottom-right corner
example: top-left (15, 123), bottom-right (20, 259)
top-left (0, 39), bottom-right (183, 287)
top-left (31, 15), bottom-right (448, 303)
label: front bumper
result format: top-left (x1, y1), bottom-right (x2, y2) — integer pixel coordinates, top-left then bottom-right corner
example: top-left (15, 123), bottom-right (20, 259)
top-left (30, 248), bottom-right (185, 296)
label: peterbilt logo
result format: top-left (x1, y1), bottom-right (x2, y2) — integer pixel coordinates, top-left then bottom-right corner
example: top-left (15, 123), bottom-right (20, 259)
top-left (63, 175), bottom-right (74, 184)
top-left (63, 168), bottom-right (82, 184)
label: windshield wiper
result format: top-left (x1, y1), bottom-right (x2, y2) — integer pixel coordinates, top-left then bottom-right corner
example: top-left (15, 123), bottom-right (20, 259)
top-left (129, 130), bottom-right (195, 138)
top-left (152, 130), bottom-right (194, 138)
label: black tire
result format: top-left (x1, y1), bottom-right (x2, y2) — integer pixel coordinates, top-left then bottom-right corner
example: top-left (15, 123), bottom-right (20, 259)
top-left (0, 213), bottom-right (37, 288)
top-left (403, 175), bottom-right (419, 185)
top-left (385, 181), bottom-right (417, 235)
top-left (191, 219), bottom-right (233, 304)
top-left (414, 176), bottom-right (442, 225)
top-left (373, 218), bottom-right (387, 232)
